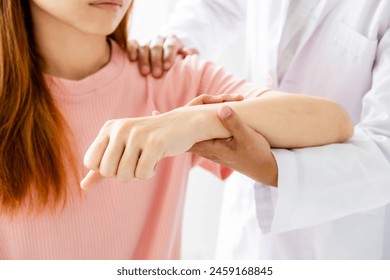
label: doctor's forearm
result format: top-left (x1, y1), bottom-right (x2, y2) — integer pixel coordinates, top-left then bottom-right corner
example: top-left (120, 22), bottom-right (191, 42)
top-left (176, 91), bottom-right (354, 148)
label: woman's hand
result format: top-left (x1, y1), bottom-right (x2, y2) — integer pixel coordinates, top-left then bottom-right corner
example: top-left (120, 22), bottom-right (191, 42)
top-left (81, 111), bottom-right (202, 190)
top-left (81, 94), bottom-right (244, 189)
top-left (127, 35), bottom-right (198, 78)
top-left (184, 93), bottom-right (244, 106)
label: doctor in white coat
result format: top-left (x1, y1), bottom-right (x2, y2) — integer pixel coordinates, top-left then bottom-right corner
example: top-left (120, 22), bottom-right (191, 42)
top-left (134, 0), bottom-right (390, 259)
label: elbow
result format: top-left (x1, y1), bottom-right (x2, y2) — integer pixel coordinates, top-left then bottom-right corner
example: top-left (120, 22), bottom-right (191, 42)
top-left (337, 107), bottom-right (354, 143)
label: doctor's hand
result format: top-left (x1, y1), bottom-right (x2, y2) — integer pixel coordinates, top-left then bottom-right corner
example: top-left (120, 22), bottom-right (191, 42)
top-left (127, 35), bottom-right (198, 78)
top-left (190, 106), bottom-right (278, 187)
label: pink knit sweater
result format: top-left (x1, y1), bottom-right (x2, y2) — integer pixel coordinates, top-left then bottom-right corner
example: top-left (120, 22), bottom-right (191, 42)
top-left (0, 41), bottom-right (260, 259)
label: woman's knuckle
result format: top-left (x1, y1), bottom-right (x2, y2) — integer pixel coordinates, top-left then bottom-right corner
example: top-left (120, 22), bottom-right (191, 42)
top-left (103, 120), bottom-right (114, 129)
top-left (135, 168), bottom-right (153, 180)
top-left (83, 157), bottom-right (95, 170)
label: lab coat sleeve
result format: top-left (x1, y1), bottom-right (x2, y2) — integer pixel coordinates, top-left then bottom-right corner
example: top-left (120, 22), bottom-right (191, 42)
top-left (265, 27), bottom-right (390, 234)
top-left (159, 0), bottom-right (247, 60)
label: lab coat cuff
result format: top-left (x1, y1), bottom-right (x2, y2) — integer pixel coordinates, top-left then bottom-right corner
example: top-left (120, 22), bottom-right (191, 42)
top-left (268, 148), bottom-right (299, 233)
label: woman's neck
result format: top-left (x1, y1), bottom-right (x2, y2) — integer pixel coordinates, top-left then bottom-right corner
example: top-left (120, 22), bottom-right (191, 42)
top-left (31, 5), bottom-right (110, 80)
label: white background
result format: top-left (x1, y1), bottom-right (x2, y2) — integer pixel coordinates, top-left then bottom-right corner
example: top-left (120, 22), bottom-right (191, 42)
top-left (2, 260), bottom-right (390, 280)
top-left (130, 0), bottom-right (246, 259)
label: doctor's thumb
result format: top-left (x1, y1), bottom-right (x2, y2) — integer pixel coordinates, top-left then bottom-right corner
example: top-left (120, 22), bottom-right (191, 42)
top-left (217, 106), bottom-right (250, 141)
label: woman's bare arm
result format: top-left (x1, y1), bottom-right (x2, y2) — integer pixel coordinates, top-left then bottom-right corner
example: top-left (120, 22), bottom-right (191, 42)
top-left (173, 90), bottom-right (353, 149)
top-left (81, 90), bottom-right (353, 189)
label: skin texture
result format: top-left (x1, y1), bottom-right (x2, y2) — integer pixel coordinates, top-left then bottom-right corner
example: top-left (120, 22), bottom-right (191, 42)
top-left (81, 90), bottom-right (353, 189)
top-left (81, 105), bottom-right (278, 188)
top-left (164, 94), bottom-right (278, 185)
top-left (30, 0), bottom-right (132, 80)
top-left (191, 106), bottom-right (278, 186)
top-left (185, 96), bottom-right (277, 186)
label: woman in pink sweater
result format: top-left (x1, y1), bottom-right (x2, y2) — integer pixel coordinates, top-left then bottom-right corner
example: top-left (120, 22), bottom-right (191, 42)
top-left (0, 0), bottom-right (352, 259)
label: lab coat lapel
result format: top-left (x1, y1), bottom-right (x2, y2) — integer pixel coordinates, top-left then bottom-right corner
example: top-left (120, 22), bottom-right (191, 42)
top-left (279, 0), bottom-right (341, 84)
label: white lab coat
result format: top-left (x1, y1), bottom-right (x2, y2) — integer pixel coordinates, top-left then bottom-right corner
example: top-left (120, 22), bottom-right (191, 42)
top-left (161, 0), bottom-right (390, 259)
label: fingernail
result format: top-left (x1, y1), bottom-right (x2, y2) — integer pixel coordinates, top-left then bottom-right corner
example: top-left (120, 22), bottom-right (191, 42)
top-left (153, 67), bottom-right (162, 76)
top-left (219, 106), bottom-right (232, 119)
top-left (141, 66), bottom-right (150, 74)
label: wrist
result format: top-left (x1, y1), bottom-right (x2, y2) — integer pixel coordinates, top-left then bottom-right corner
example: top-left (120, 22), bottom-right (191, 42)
top-left (169, 105), bottom-right (230, 143)
top-left (243, 151), bottom-right (278, 187)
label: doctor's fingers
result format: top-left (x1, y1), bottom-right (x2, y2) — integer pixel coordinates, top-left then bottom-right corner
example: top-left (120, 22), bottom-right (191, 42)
top-left (218, 106), bottom-right (259, 146)
top-left (127, 39), bottom-right (140, 61)
top-left (179, 47), bottom-right (199, 57)
top-left (138, 43), bottom-right (151, 76)
top-left (190, 138), bottom-right (236, 162)
top-left (149, 36), bottom-right (165, 78)
top-left (162, 35), bottom-right (185, 70)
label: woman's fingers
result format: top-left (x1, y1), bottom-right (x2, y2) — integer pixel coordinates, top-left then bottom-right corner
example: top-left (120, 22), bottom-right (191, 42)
top-left (152, 110), bottom-right (161, 116)
top-left (83, 135), bottom-right (109, 171)
top-left (82, 141), bottom-right (142, 188)
top-left (98, 140), bottom-right (125, 178)
top-left (184, 94), bottom-right (218, 106)
top-left (162, 35), bottom-right (184, 70)
top-left (135, 144), bottom-right (161, 180)
top-left (185, 94), bottom-right (244, 106)
top-left (80, 170), bottom-right (104, 190)
top-left (219, 94), bottom-right (244, 102)
top-left (135, 152), bottom-right (156, 180)
top-left (82, 115), bottom-right (185, 189)
top-left (116, 143), bottom-right (141, 182)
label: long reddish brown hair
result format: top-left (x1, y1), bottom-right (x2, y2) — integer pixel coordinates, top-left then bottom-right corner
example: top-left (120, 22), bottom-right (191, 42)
top-left (0, 0), bottom-right (133, 212)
